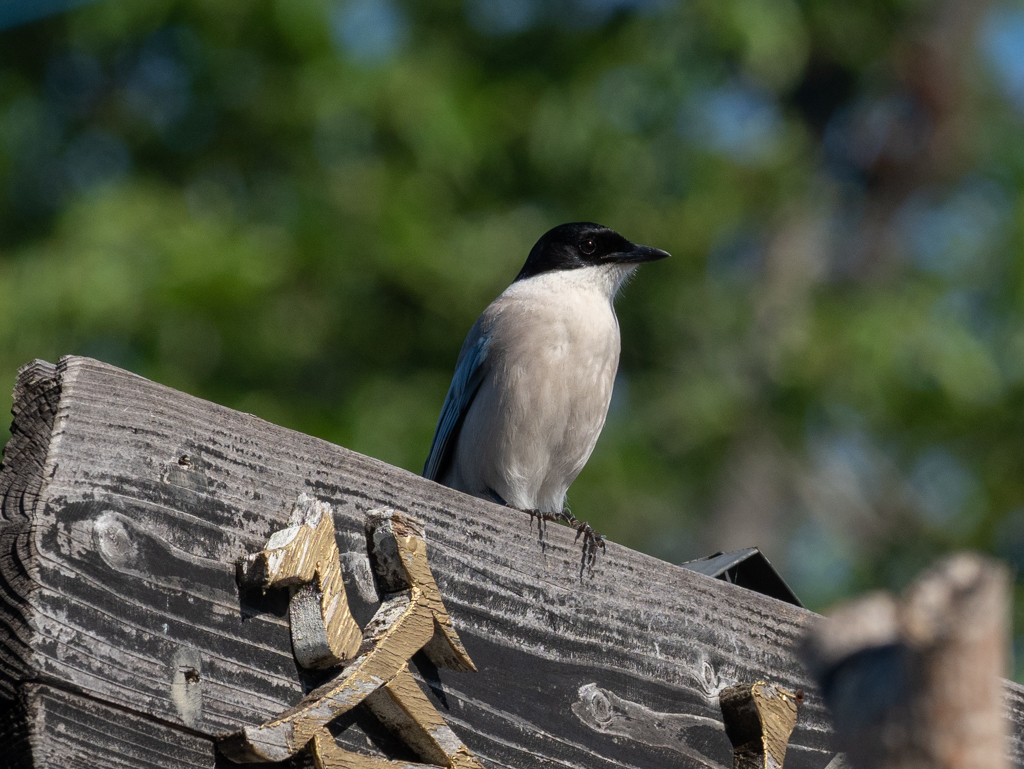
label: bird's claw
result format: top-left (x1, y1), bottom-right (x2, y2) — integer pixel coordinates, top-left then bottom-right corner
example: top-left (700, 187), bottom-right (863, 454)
top-left (527, 508), bottom-right (545, 532)
top-left (523, 507), bottom-right (604, 578)
top-left (554, 508), bottom-right (577, 526)
top-left (572, 520), bottom-right (605, 580)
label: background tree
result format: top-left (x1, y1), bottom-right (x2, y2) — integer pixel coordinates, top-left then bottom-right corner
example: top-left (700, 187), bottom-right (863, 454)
top-left (1, 0), bottom-right (1023, 675)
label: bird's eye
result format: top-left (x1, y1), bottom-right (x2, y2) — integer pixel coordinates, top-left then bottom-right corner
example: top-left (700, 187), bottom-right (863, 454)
top-left (580, 240), bottom-right (596, 255)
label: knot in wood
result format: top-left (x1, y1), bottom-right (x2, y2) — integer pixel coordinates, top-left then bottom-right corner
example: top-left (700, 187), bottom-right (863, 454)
top-left (93, 511), bottom-right (136, 567)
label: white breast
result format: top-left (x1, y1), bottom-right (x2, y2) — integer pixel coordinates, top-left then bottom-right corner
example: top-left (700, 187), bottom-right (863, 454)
top-left (447, 264), bottom-right (632, 513)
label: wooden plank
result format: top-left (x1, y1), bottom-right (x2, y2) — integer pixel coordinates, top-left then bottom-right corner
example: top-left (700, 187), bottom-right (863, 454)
top-left (0, 683), bottom-right (217, 769)
top-left (0, 355), bottom-right (1018, 768)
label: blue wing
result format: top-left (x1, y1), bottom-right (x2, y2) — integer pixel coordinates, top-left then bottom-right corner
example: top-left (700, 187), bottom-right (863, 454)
top-left (423, 333), bottom-right (490, 482)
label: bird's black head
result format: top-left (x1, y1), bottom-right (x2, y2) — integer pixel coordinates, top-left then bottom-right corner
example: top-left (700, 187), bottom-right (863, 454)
top-left (514, 222), bottom-right (670, 282)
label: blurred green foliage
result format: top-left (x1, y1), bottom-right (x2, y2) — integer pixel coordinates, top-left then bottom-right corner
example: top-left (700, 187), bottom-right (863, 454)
top-left (2, 0), bottom-right (1024, 672)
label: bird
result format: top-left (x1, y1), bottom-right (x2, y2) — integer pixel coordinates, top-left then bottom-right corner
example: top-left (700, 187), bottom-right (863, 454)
top-left (423, 222), bottom-right (670, 568)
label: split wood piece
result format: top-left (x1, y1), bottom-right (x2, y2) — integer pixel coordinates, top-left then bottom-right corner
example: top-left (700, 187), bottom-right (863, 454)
top-left (220, 508), bottom-right (481, 768)
top-left (719, 681), bottom-right (800, 769)
top-left (310, 667), bottom-right (482, 769)
top-left (803, 552), bottom-right (1009, 769)
top-left (242, 493), bottom-right (362, 669)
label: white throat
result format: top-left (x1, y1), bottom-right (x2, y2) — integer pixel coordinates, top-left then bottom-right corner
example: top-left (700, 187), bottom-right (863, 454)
top-left (511, 263), bottom-right (637, 303)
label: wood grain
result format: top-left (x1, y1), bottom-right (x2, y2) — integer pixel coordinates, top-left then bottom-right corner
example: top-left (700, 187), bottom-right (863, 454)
top-left (0, 356), bottom-right (1020, 768)
top-left (0, 683), bottom-right (217, 769)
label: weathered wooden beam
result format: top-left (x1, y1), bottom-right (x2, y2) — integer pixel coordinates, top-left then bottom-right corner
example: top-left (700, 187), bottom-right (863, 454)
top-left (0, 356), bottom-right (1021, 768)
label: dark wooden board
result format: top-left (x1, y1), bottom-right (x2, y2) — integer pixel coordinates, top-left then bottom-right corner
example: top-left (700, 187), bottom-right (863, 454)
top-left (0, 356), bottom-right (1020, 768)
top-left (0, 683), bottom-right (216, 769)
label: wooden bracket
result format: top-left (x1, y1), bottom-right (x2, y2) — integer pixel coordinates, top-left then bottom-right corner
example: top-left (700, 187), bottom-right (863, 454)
top-left (719, 681), bottom-right (801, 769)
top-left (220, 504), bottom-right (483, 768)
top-left (242, 493), bottom-right (362, 669)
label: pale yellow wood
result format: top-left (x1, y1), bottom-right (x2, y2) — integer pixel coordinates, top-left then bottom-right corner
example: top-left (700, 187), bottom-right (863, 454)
top-left (254, 494), bottom-right (362, 666)
top-left (223, 508), bottom-right (482, 768)
top-left (719, 681), bottom-right (799, 769)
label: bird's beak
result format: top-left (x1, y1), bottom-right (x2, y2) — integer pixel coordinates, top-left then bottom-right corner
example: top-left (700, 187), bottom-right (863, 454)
top-left (609, 243), bottom-right (671, 265)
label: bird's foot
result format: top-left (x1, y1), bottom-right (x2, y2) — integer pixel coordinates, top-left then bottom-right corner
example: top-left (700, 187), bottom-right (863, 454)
top-left (571, 518), bottom-right (606, 580)
top-left (525, 507), bottom-right (604, 578)
top-left (526, 508), bottom-right (550, 552)
top-left (526, 508), bottom-right (572, 533)
top-left (551, 508), bottom-right (577, 526)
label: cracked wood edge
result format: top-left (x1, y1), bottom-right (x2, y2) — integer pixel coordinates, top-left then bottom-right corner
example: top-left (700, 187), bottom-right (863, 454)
top-left (0, 359), bottom-right (62, 697)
